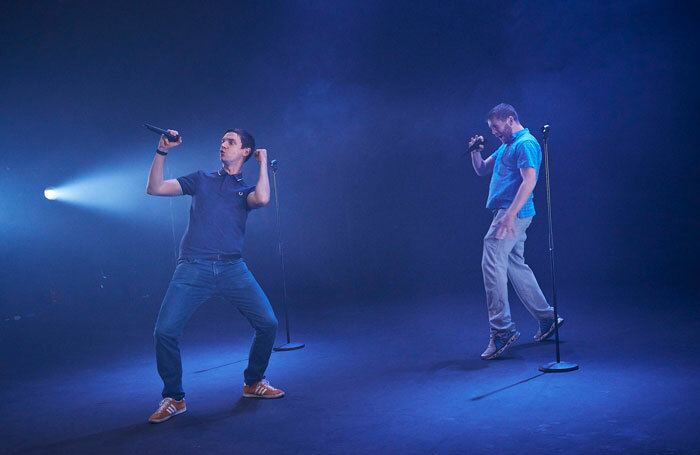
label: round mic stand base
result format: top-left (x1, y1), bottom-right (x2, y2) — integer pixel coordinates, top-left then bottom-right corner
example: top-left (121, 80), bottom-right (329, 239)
top-left (273, 342), bottom-right (305, 352)
top-left (539, 361), bottom-right (579, 373)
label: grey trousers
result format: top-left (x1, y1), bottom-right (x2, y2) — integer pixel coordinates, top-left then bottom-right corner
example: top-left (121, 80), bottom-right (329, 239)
top-left (482, 209), bottom-right (554, 337)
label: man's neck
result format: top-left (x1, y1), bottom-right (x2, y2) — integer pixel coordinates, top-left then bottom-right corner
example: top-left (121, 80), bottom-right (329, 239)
top-left (222, 161), bottom-right (243, 175)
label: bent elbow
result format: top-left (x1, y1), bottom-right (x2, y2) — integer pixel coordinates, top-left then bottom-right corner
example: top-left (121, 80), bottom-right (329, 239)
top-left (146, 184), bottom-right (161, 195)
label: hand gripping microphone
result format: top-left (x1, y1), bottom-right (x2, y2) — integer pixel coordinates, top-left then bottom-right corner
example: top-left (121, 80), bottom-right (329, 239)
top-left (467, 137), bottom-right (486, 152)
top-left (462, 137), bottom-right (487, 157)
top-left (144, 123), bottom-right (180, 142)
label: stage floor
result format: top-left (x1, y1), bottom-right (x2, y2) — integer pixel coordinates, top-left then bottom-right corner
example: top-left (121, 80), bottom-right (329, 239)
top-left (2, 287), bottom-right (699, 454)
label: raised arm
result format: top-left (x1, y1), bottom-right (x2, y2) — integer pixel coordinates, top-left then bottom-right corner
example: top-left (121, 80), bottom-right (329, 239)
top-left (146, 130), bottom-right (184, 197)
top-left (246, 148), bottom-right (271, 209)
top-left (468, 135), bottom-right (495, 176)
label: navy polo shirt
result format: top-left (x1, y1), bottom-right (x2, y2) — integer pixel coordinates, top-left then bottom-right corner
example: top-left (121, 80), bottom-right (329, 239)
top-left (176, 170), bottom-right (256, 259)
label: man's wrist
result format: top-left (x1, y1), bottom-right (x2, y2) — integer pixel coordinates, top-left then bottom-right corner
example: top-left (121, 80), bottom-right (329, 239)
top-left (156, 149), bottom-right (168, 156)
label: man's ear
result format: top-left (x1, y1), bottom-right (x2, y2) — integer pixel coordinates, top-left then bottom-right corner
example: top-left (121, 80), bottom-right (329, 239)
top-left (243, 147), bottom-right (252, 157)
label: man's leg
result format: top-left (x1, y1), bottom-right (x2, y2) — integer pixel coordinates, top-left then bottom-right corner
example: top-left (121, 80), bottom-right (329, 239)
top-left (217, 260), bottom-right (278, 387)
top-left (482, 210), bottom-right (521, 338)
top-left (154, 259), bottom-right (214, 400)
top-left (507, 217), bottom-right (554, 321)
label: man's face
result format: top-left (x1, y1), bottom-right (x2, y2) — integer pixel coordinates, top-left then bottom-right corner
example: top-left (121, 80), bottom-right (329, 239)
top-left (488, 117), bottom-right (514, 144)
top-left (220, 132), bottom-right (250, 163)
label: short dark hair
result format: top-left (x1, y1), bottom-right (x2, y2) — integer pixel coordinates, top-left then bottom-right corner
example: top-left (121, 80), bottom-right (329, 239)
top-left (486, 103), bottom-right (519, 123)
top-left (226, 128), bottom-right (256, 162)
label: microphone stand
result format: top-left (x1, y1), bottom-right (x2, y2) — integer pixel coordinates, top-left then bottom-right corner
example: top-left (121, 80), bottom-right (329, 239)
top-left (270, 159), bottom-right (305, 352)
top-left (538, 125), bottom-right (578, 373)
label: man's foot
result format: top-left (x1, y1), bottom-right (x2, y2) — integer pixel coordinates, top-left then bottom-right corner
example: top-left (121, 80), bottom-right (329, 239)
top-left (243, 379), bottom-right (285, 399)
top-left (534, 317), bottom-right (564, 342)
top-left (481, 330), bottom-right (520, 360)
top-left (148, 397), bottom-right (187, 423)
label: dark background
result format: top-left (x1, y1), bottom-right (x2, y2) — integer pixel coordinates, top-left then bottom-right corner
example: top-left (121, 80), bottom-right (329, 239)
top-left (1, 0), bottom-right (698, 321)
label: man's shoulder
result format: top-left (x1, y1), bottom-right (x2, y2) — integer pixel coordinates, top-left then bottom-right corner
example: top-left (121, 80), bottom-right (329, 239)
top-left (514, 132), bottom-right (540, 151)
top-left (515, 130), bottom-right (538, 142)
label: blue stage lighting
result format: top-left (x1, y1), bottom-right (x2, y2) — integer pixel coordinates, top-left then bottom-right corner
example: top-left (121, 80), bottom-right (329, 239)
top-left (41, 161), bottom-right (163, 215)
top-left (44, 187), bottom-right (58, 200)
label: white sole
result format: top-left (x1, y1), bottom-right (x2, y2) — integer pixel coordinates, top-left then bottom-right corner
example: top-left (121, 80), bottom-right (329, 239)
top-left (242, 392), bottom-right (285, 399)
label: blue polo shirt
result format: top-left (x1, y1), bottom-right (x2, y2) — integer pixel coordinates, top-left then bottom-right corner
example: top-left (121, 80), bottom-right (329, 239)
top-left (486, 128), bottom-right (541, 218)
top-left (176, 170), bottom-right (256, 259)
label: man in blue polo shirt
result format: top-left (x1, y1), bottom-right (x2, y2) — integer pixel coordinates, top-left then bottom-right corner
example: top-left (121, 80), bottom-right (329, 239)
top-left (145, 128), bottom-right (284, 423)
top-left (468, 103), bottom-right (563, 360)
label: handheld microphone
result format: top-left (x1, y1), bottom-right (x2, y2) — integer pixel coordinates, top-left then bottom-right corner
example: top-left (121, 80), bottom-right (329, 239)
top-left (467, 137), bottom-right (486, 153)
top-left (144, 123), bottom-right (181, 142)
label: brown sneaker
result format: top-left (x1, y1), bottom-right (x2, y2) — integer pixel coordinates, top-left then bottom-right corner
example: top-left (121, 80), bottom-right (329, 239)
top-left (243, 379), bottom-right (285, 399)
top-left (148, 398), bottom-right (187, 423)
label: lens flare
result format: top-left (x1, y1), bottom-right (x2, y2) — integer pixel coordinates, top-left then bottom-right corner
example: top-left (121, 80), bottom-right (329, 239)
top-left (44, 187), bottom-right (58, 200)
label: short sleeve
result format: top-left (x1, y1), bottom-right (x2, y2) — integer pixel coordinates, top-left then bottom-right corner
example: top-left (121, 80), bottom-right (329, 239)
top-left (177, 171), bottom-right (201, 196)
top-left (516, 140), bottom-right (540, 169)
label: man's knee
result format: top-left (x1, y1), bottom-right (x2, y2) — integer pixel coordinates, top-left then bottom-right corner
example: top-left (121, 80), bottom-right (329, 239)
top-left (483, 239), bottom-right (511, 279)
top-left (482, 239), bottom-right (499, 268)
top-left (153, 320), bottom-right (181, 341)
top-left (257, 314), bottom-right (278, 334)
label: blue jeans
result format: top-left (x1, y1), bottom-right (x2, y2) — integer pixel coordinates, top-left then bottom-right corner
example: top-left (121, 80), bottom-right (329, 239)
top-left (154, 258), bottom-right (278, 400)
top-left (482, 209), bottom-right (554, 337)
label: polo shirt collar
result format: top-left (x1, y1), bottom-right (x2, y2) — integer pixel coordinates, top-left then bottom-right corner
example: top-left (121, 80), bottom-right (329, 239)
top-left (511, 128), bottom-right (528, 141)
top-left (217, 168), bottom-right (243, 181)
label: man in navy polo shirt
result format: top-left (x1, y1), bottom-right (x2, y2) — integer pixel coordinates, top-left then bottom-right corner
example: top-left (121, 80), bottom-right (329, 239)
top-left (145, 128), bottom-right (284, 424)
top-left (468, 104), bottom-right (563, 360)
